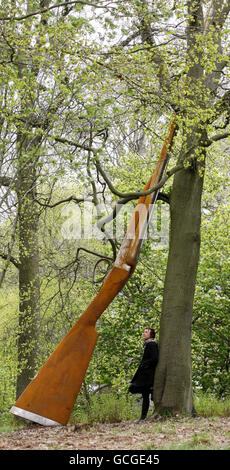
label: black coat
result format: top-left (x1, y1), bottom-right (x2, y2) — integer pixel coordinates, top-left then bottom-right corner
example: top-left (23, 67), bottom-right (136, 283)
top-left (129, 340), bottom-right (158, 394)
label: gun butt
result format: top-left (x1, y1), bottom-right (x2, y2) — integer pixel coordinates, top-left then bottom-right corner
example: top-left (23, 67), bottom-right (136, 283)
top-left (10, 322), bottom-right (98, 426)
top-left (10, 266), bottom-right (130, 426)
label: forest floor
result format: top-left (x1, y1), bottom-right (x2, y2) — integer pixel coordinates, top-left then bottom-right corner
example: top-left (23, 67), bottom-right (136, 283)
top-left (0, 416), bottom-right (229, 450)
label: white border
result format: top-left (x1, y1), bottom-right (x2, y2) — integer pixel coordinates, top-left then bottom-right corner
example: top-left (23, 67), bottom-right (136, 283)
top-left (9, 406), bottom-right (62, 426)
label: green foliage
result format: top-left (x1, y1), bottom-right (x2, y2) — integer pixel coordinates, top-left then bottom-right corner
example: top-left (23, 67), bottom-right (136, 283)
top-left (192, 166), bottom-right (230, 397)
top-left (0, 413), bottom-right (26, 433)
top-left (0, 0), bottom-right (229, 418)
top-left (0, 288), bottom-right (18, 412)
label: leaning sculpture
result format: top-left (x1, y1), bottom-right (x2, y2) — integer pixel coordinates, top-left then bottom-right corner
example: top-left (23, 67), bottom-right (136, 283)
top-left (10, 117), bottom-right (177, 426)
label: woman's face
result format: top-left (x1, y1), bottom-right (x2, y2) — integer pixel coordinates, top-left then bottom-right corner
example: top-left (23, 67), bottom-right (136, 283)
top-left (143, 328), bottom-right (151, 340)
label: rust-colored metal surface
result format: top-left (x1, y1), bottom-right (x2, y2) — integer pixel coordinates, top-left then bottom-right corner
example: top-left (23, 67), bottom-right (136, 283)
top-left (10, 117), bottom-right (177, 426)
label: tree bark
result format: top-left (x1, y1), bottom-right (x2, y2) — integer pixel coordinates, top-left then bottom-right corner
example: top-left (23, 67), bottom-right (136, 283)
top-left (153, 0), bottom-right (207, 416)
top-left (153, 155), bottom-right (204, 415)
top-left (16, 143), bottom-right (40, 398)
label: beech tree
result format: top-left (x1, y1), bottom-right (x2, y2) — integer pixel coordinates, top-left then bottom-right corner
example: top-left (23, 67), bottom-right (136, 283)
top-left (149, 0), bottom-right (229, 415)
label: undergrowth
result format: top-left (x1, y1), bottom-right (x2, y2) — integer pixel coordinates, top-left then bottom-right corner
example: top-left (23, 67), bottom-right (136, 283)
top-left (1, 392), bottom-right (229, 431)
top-left (194, 392), bottom-right (230, 418)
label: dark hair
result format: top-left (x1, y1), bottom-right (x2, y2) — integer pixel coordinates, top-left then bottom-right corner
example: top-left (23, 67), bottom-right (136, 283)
top-left (146, 327), bottom-right (155, 339)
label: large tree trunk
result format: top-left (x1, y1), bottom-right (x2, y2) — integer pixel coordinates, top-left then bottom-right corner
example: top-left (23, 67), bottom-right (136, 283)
top-left (153, 158), bottom-right (204, 415)
top-left (153, 0), bottom-right (207, 416)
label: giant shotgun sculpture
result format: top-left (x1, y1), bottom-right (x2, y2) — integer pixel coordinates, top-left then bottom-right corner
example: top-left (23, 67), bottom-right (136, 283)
top-left (10, 117), bottom-right (177, 426)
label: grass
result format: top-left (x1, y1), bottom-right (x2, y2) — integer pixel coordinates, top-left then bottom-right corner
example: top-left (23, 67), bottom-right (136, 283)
top-left (194, 392), bottom-right (230, 417)
top-left (71, 392), bottom-right (139, 425)
top-left (164, 431), bottom-right (212, 450)
top-left (70, 391), bottom-right (230, 425)
top-left (0, 412), bottom-right (26, 432)
top-left (0, 394), bottom-right (229, 450)
top-left (1, 391), bottom-right (229, 432)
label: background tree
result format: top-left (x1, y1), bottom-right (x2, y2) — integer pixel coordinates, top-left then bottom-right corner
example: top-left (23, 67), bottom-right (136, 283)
top-left (0, 0), bottom-right (108, 396)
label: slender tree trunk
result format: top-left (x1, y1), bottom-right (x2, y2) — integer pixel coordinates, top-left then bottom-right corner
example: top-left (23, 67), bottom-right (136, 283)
top-left (154, 151), bottom-right (205, 415)
top-left (16, 143), bottom-right (40, 398)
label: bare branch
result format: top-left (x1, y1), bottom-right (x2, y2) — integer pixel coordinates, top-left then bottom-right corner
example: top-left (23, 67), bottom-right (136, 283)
top-left (211, 90), bottom-right (230, 123)
top-left (52, 133), bottom-right (183, 201)
top-left (76, 247), bottom-right (113, 262)
top-left (52, 135), bottom-right (95, 153)
top-left (0, 176), bottom-right (14, 187)
top-left (204, 132), bottom-right (230, 147)
top-left (0, 212), bottom-right (19, 286)
top-left (95, 158), bottom-right (184, 200)
top-left (86, 131), bottom-right (117, 260)
top-left (137, 0), bottom-right (170, 91)
top-left (34, 195), bottom-right (87, 208)
top-left (0, 1), bottom-right (107, 21)
top-left (95, 162), bottom-right (184, 236)
top-left (205, 0), bottom-right (230, 31)
top-left (0, 252), bottom-right (20, 270)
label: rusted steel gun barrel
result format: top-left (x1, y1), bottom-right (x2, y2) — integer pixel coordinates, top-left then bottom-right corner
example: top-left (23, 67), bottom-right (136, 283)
top-left (10, 118), bottom-right (177, 426)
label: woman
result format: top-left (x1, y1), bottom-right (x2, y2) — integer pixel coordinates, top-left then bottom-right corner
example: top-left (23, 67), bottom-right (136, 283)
top-left (129, 327), bottom-right (158, 422)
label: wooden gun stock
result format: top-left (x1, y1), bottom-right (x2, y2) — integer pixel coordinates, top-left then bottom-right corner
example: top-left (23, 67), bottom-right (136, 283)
top-left (10, 118), bottom-right (177, 426)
